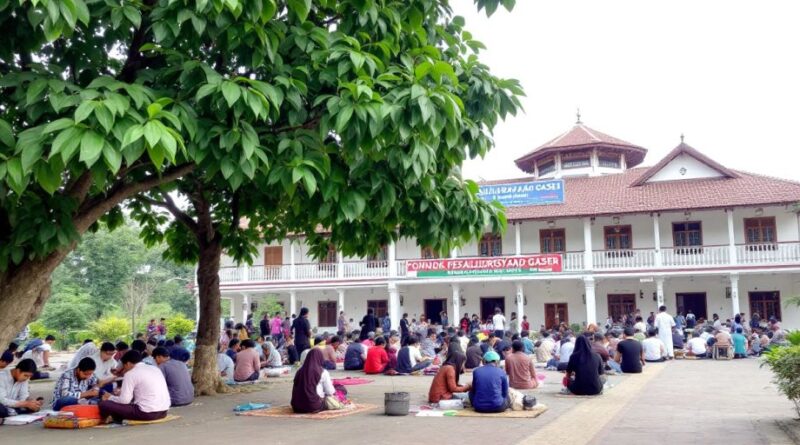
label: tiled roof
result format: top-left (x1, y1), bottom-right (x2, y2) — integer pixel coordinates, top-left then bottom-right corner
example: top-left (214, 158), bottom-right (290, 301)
top-left (515, 123), bottom-right (647, 172)
top-left (482, 169), bottom-right (800, 221)
top-left (631, 142), bottom-right (739, 186)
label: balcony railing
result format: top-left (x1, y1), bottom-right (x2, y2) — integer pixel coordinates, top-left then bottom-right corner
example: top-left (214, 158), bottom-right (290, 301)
top-left (218, 241), bottom-right (800, 285)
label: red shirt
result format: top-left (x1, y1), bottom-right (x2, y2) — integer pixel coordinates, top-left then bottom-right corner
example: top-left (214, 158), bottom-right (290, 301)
top-left (364, 347), bottom-right (389, 374)
top-left (521, 321), bottom-right (530, 331)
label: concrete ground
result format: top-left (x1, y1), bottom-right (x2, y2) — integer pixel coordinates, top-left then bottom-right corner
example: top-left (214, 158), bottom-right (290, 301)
top-left (7, 357), bottom-right (800, 445)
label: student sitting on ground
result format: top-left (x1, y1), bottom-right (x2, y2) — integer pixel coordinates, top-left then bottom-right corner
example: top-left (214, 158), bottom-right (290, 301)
top-left (465, 336), bottom-right (483, 370)
top-left (564, 336), bottom-right (604, 396)
top-left (685, 335), bottom-right (709, 358)
top-left (226, 339), bottom-right (241, 362)
top-left (264, 341), bottom-right (283, 368)
top-left (615, 327), bottom-right (645, 373)
top-left (521, 331), bottom-right (535, 355)
top-left (732, 327), bottom-right (748, 359)
top-left (99, 351), bottom-right (170, 423)
top-left (671, 327), bottom-right (685, 352)
top-left (153, 347), bottom-right (194, 407)
top-left (53, 357), bottom-right (99, 411)
top-left (217, 349), bottom-right (235, 382)
top-left (321, 336), bottom-right (341, 370)
top-left (505, 340), bottom-right (539, 390)
top-left (343, 333), bottom-right (367, 371)
top-left (642, 329), bottom-right (667, 363)
top-left (546, 336), bottom-right (575, 371)
top-left (469, 351), bottom-right (509, 413)
top-left (169, 335), bottom-right (191, 363)
top-left (396, 336), bottom-right (432, 374)
top-left (290, 349), bottom-right (342, 413)
top-left (429, 347), bottom-right (470, 403)
top-left (364, 337), bottom-right (390, 374)
top-left (234, 339), bottom-right (261, 382)
top-left (0, 351), bottom-right (13, 370)
top-left (0, 359), bottom-right (42, 417)
top-left (535, 331), bottom-right (555, 363)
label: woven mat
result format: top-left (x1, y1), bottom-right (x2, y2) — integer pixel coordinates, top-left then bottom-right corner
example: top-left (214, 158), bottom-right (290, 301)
top-left (93, 415), bottom-right (181, 428)
top-left (454, 404), bottom-right (548, 418)
top-left (332, 377), bottom-right (373, 386)
top-left (237, 404), bottom-right (378, 420)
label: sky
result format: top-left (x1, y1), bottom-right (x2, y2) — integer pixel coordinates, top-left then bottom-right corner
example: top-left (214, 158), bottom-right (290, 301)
top-left (454, 0), bottom-right (800, 182)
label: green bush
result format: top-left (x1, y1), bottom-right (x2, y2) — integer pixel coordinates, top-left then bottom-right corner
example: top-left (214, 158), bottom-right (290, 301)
top-left (27, 321), bottom-right (57, 340)
top-left (762, 331), bottom-right (800, 417)
top-left (165, 315), bottom-right (195, 338)
top-left (90, 316), bottom-right (131, 342)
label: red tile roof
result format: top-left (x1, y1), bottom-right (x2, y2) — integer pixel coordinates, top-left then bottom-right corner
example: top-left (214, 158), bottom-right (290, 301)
top-left (481, 169), bottom-right (800, 221)
top-left (515, 123), bottom-right (648, 172)
top-left (631, 142), bottom-right (739, 186)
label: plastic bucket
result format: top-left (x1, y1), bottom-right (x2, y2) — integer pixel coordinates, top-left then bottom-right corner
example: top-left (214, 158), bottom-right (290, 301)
top-left (384, 392), bottom-right (410, 416)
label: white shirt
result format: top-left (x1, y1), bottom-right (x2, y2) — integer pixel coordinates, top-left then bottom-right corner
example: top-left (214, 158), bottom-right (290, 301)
top-left (69, 342), bottom-right (97, 369)
top-left (408, 346), bottom-right (423, 367)
top-left (315, 370), bottom-right (335, 398)
top-left (217, 353), bottom-right (234, 379)
top-left (642, 338), bottom-right (666, 360)
top-left (633, 322), bottom-right (647, 333)
top-left (492, 314), bottom-right (506, 331)
top-left (92, 353), bottom-right (117, 381)
top-left (109, 362), bottom-right (171, 413)
top-left (558, 341), bottom-right (574, 363)
top-left (21, 343), bottom-right (51, 368)
top-left (686, 337), bottom-right (708, 355)
top-left (0, 370), bottom-right (29, 415)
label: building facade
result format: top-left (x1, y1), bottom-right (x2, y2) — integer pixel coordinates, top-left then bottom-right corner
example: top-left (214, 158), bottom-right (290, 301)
top-left (212, 120), bottom-right (800, 331)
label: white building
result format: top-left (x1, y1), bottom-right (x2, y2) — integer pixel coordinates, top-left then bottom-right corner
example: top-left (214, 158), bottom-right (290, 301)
top-left (213, 120), bottom-right (800, 331)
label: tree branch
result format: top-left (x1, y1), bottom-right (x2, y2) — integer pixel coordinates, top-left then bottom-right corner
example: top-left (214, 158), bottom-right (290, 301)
top-left (270, 115), bottom-right (321, 134)
top-left (139, 194), bottom-right (199, 233)
top-left (117, 0), bottom-right (158, 83)
top-left (64, 171), bottom-right (93, 204)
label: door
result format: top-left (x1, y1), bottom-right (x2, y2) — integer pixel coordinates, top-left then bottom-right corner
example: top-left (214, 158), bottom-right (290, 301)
top-left (607, 294), bottom-right (636, 323)
top-left (544, 303), bottom-right (568, 329)
top-left (318, 301), bottom-right (337, 327)
top-left (367, 300), bottom-right (389, 319)
top-left (749, 291), bottom-right (781, 321)
top-left (264, 246), bottom-right (283, 266)
top-left (480, 297), bottom-right (505, 322)
top-left (676, 293), bottom-right (707, 321)
top-left (424, 299), bottom-right (446, 324)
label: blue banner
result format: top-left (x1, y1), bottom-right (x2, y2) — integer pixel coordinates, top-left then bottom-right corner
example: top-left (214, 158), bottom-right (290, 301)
top-left (478, 179), bottom-right (565, 207)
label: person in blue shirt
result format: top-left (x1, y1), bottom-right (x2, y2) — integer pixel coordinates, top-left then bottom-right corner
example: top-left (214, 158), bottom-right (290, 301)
top-left (520, 331), bottom-right (535, 355)
top-left (468, 351), bottom-right (509, 413)
top-left (732, 327), bottom-right (748, 359)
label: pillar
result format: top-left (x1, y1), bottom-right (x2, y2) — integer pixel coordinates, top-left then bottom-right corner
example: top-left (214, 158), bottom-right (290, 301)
top-left (388, 283), bottom-right (401, 330)
top-left (515, 223), bottom-right (521, 256)
top-left (388, 241), bottom-right (397, 277)
top-left (652, 213), bottom-right (662, 267)
top-left (241, 294), bottom-right (250, 323)
top-left (337, 288), bottom-right (345, 313)
top-left (241, 263), bottom-right (250, 282)
top-left (515, 282), bottom-right (524, 332)
top-left (730, 273), bottom-right (740, 317)
top-left (229, 296), bottom-right (237, 320)
top-left (337, 251), bottom-right (344, 279)
top-left (583, 218), bottom-right (594, 270)
top-left (584, 276), bottom-right (597, 325)
top-left (452, 284), bottom-right (461, 326)
top-left (655, 277), bottom-right (665, 309)
top-left (289, 290), bottom-right (297, 317)
top-left (727, 209), bottom-right (737, 265)
top-left (289, 239), bottom-right (296, 280)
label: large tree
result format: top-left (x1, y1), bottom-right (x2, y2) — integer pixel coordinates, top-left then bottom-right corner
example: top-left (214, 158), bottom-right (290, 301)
top-left (131, 0), bottom-right (522, 394)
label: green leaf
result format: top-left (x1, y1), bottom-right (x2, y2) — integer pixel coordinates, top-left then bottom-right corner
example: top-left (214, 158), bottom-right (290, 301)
top-left (414, 61), bottom-right (432, 80)
top-left (221, 81), bottom-right (241, 107)
top-left (220, 157), bottom-right (236, 179)
top-left (418, 96), bottom-right (434, 123)
top-left (51, 127), bottom-right (83, 163)
top-left (123, 5), bottom-right (141, 29)
top-left (35, 161), bottom-right (61, 195)
top-left (143, 121), bottom-right (162, 148)
top-left (94, 105), bottom-right (114, 133)
top-left (146, 144), bottom-right (165, 168)
top-left (287, 0), bottom-right (311, 22)
top-left (335, 105), bottom-right (354, 132)
top-left (121, 124), bottom-right (144, 147)
top-left (79, 131), bottom-right (104, 167)
top-left (0, 119), bottom-right (15, 147)
top-left (432, 61), bottom-right (457, 84)
top-left (6, 157), bottom-right (23, 190)
top-left (26, 79), bottom-right (48, 104)
top-left (102, 144), bottom-right (122, 173)
top-left (20, 143), bottom-right (43, 172)
top-left (74, 101), bottom-right (95, 123)
top-left (301, 168), bottom-right (317, 196)
top-left (42, 118), bottom-right (75, 134)
top-left (74, 0), bottom-right (90, 25)
top-left (349, 52), bottom-right (365, 71)
top-left (411, 84), bottom-right (426, 100)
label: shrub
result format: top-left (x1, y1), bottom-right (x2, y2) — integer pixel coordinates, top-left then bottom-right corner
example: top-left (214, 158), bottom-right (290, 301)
top-left (27, 321), bottom-right (56, 339)
top-left (762, 331), bottom-right (800, 417)
top-left (165, 315), bottom-right (195, 337)
top-left (90, 316), bottom-right (131, 342)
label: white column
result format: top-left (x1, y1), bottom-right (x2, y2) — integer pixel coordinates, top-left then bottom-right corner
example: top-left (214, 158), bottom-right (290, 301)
top-left (289, 239), bottom-right (296, 280)
top-left (653, 213), bottom-right (662, 267)
top-left (230, 296), bottom-right (238, 320)
top-left (727, 209), bottom-right (737, 265)
top-left (515, 282), bottom-right (524, 332)
top-left (388, 241), bottom-right (397, 278)
top-left (337, 251), bottom-right (344, 279)
top-left (655, 277), bottom-right (665, 308)
top-left (337, 288), bottom-right (345, 313)
top-left (583, 218), bottom-right (594, 270)
top-left (388, 283), bottom-right (401, 330)
top-left (241, 263), bottom-right (250, 282)
top-left (242, 294), bottom-right (250, 323)
top-left (515, 223), bottom-right (522, 256)
top-left (584, 276), bottom-right (597, 325)
top-left (452, 284), bottom-right (461, 327)
top-left (289, 290), bottom-right (297, 317)
top-left (730, 273), bottom-right (740, 317)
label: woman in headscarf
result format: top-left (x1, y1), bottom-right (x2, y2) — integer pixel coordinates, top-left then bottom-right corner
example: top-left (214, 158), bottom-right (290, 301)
top-left (428, 347), bottom-right (470, 403)
top-left (291, 348), bottom-right (338, 413)
top-left (564, 335), bottom-right (604, 396)
top-left (465, 336), bottom-right (483, 370)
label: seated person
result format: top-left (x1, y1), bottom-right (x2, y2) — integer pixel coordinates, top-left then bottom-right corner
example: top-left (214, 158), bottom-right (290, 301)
top-left (113, 341), bottom-right (129, 361)
top-left (521, 331), bottom-right (535, 355)
top-left (732, 327), bottom-right (748, 359)
top-left (0, 359), bottom-right (42, 417)
top-left (465, 336), bottom-right (483, 370)
top-left (592, 333), bottom-right (621, 373)
top-left (92, 342), bottom-right (119, 393)
top-left (234, 339), bottom-right (261, 382)
top-left (685, 335), bottom-right (709, 358)
top-left (0, 351), bottom-right (14, 370)
top-left (714, 329), bottom-right (732, 356)
top-left (264, 341), bottom-right (283, 368)
top-left (535, 332), bottom-right (555, 363)
top-left (469, 351), bottom-right (509, 413)
top-left (420, 329), bottom-right (439, 358)
top-left (671, 328), bottom-right (685, 351)
top-left (429, 349), bottom-right (470, 403)
top-left (343, 334), bottom-right (366, 370)
top-left (21, 335), bottom-right (56, 379)
top-left (615, 327), bottom-right (645, 373)
top-left (217, 350), bottom-right (235, 382)
top-left (153, 347), bottom-right (194, 407)
top-left (364, 337), bottom-right (390, 374)
top-left (285, 335), bottom-right (299, 365)
top-left (642, 329), bottom-right (667, 363)
top-left (396, 336), bottom-right (432, 374)
top-left (99, 351), bottom-right (170, 423)
top-left (169, 335), bottom-right (191, 363)
top-left (226, 339), bottom-right (241, 362)
top-left (547, 336), bottom-right (574, 371)
top-left (362, 332), bottom-right (376, 349)
top-left (53, 357), bottom-right (99, 411)
top-left (505, 340), bottom-right (539, 390)
top-left (321, 336), bottom-right (341, 370)
top-left (290, 349), bottom-right (341, 413)
top-left (564, 336), bottom-right (604, 396)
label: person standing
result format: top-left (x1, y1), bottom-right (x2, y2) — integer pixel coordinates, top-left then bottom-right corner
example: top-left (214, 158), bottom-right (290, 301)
top-left (685, 309), bottom-right (696, 329)
top-left (270, 312), bottom-right (283, 344)
top-left (337, 311), bottom-right (347, 336)
top-left (292, 308), bottom-right (312, 356)
top-left (400, 313), bottom-right (410, 345)
top-left (521, 316), bottom-right (531, 332)
top-left (440, 311), bottom-right (449, 328)
top-left (157, 318), bottom-right (168, 341)
top-left (146, 319), bottom-right (158, 339)
top-left (260, 314), bottom-right (271, 339)
top-left (654, 305), bottom-right (676, 358)
top-left (359, 308), bottom-right (378, 340)
top-left (492, 308), bottom-right (506, 338)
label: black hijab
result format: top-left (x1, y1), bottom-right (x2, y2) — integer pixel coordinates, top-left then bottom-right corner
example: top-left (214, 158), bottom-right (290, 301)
top-left (572, 335), bottom-right (594, 364)
top-left (291, 348), bottom-right (325, 413)
top-left (443, 349), bottom-right (467, 384)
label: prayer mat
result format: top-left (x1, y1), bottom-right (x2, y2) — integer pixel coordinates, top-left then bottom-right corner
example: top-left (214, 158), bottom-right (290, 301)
top-left (454, 404), bottom-right (548, 418)
top-left (93, 415), bottom-right (181, 428)
top-left (332, 377), bottom-right (373, 386)
top-left (553, 393), bottom-right (603, 398)
top-left (237, 404), bottom-right (378, 420)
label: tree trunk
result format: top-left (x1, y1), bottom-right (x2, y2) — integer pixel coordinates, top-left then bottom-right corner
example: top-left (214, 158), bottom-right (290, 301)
top-left (191, 236), bottom-right (228, 396)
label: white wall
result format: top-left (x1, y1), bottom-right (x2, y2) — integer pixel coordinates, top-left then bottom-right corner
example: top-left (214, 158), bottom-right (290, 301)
top-left (647, 153), bottom-right (725, 182)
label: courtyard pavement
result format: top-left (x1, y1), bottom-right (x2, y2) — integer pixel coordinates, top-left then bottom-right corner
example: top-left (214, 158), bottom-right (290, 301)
top-left (6, 357), bottom-right (799, 444)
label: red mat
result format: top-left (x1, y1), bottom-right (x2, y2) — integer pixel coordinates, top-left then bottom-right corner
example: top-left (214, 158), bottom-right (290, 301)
top-left (332, 377), bottom-right (374, 386)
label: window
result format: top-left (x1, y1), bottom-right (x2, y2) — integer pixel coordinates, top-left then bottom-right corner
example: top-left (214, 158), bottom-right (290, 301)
top-left (479, 233), bottom-right (502, 257)
top-left (604, 225), bottom-right (632, 250)
top-left (538, 160), bottom-right (555, 176)
top-left (607, 294), bottom-right (636, 323)
top-left (561, 157), bottom-right (590, 169)
top-left (672, 221), bottom-right (703, 254)
top-left (749, 291), bottom-right (781, 321)
top-left (318, 301), bottom-right (337, 327)
top-left (599, 156), bottom-right (621, 169)
top-left (745, 217), bottom-right (777, 249)
top-left (421, 246), bottom-right (440, 259)
top-left (367, 300), bottom-right (388, 319)
top-left (539, 229), bottom-right (566, 253)
top-left (367, 245), bottom-right (388, 268)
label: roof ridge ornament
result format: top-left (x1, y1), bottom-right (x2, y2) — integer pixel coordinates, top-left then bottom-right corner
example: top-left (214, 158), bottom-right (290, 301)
top-left (680, 133), bottom-right (685, 143)
top-left (576, 108), bottom-right (582, 124)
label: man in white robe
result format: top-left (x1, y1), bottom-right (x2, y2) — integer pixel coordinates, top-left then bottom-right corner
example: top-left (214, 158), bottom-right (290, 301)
top-left (654, 305), bottom-right (676, 358)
